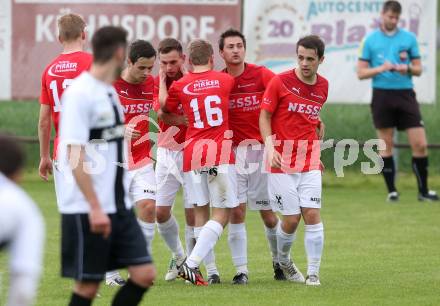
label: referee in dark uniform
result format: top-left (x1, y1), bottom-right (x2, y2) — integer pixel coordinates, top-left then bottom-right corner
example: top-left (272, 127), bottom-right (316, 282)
top-left (357, 0), bottom-right (438, 202)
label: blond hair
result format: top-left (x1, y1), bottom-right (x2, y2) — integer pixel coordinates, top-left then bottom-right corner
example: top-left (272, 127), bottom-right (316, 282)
top-left (58, 13), bottom-right (86, 42)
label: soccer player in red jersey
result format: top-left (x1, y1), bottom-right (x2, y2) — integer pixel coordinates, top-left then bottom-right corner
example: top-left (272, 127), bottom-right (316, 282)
top-left (162, 39), bottom-right (238, 286)
top-left (38, 14), bottom-right (92, 186)
top-left (105, 40), bottom-right (157, 286)
top-left (154, 38), bottom-right (220, 283)
top-left (260, 35), bottom-right (328, 286)
top-left (219, 28), bottom-right (285, 284)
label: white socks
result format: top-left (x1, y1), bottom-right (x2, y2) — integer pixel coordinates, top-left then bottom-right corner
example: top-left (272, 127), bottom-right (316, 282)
top-left (264, 219), bottom-right (280, 263)
top-left (157, 215), bottom-right (185, 259)
top-left (277, 226), bottom-right (296, 264)
top-left (228, 223), bottom-right (248, 274)
top-left (138, 219), bottom-right (155, 254)
top-left (187, 221), bottom-right (223, 271)
top-left (194, 226), bottom-right (219, 276)
top-left (185, 225), bottom-right (196, 255)
top-left (304, 223), bottom-right (324, 276)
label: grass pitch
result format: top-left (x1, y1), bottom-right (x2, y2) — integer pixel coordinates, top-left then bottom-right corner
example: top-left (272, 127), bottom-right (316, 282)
top-left (1, 171), bottom-right (440, 306)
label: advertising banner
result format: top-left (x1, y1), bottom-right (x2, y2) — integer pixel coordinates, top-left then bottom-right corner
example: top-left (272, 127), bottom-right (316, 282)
top-left (243, 0), bottom-right (437, 103)
top-left (2, 0), bottom-right (241, 100)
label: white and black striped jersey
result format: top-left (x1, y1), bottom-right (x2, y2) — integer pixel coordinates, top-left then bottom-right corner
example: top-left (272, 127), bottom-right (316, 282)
top-left (58, 72), bottom-right (132, 214)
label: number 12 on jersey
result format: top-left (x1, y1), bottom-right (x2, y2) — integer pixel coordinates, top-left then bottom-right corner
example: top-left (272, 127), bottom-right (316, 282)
top-left (189, 95), bottom-right (223, 128)
top-left (49, 79), bottom-right (73, 112)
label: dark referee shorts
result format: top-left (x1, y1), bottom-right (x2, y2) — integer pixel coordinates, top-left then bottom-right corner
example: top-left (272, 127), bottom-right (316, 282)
top-left (61, 209), bottom-right (152, 282)
top-left (371, 88), bottom-right (424, 131)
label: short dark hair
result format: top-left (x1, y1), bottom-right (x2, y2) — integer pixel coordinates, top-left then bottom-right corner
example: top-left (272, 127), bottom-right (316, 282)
top-left (158, 38), bottom-right (183, 55)
top-left (188, 39), bottom-right (213, 66)
top-left (128, 40), bottom-right (156, 64)
top-left (383, 1), bottom-right (402, 14)
top-left (0, 134), bottom-right (25, 178)
top-left (296, 35), bottom-right (325, 59)
top-left (92, 26), bottom-right (127, 64)
top-left (219, 28), bottom-right (246, 50)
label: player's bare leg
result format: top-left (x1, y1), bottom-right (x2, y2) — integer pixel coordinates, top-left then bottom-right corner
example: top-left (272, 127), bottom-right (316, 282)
top-left (377, 128), bottom-right (399, 202)
top-left (301, 208), bottom-right (324, 286)
top-left (228, 203), bottom-right (248, 284)
top-left (259, 209), bottom-right (285, 280)
top-left (277, 214), bottom-right (305, 283)
top-left (407, 127), bottom-right (438, 201)
top-left (156, 205), bottom-right (188, 281)
top-left (180, 207), bottom-right (230, 285)
top-left (193, 204), bottom-right (220, 283)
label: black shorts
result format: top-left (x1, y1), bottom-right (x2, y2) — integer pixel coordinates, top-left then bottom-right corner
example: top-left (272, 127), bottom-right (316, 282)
top-left (61, 209), bottom-right (152, 282)
top-left (371, 88), bottom-right (424, 131)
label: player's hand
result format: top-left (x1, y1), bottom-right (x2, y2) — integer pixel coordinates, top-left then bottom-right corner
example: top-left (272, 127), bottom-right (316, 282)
top-left (125, 124), bottom-right (141, 140)
top-left (394, 64), bottom-right (409, 75)
top-left (159, 67), bottom-right (167, 83)
top-left (317, 120), bottom-right (325, 140)
top-left (381, 61), bottom-right (394, 72)
top-left (89, 208), bottom-right (111, 238)
top-left (177, 115), bottom-right (189, 126)
top-left (39, 157), bottom-right (53, 181)
top-left (268, 149), bottom-right (282, 168)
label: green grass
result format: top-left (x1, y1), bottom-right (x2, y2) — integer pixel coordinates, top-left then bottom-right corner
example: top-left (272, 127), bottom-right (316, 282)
top-left (1, 171), bottom-right (440, 305)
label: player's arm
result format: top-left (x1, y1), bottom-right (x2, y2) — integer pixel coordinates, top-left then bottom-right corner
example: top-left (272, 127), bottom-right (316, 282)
top-left (61, 91), bottom-right (110, 238)
top-left (357, 60), bottom-right (394, 80)
top-left (158, 68), bottom-right (169, 108)
top-left (317, 117), bottom-right (325, 140)
top-left (260, 77), bottom-right (282, 168)
top-left (38, 104), bottom-right (53, 181)
top-left (357, 37), bottom-right (393, 80)
top-left (68, 145), bottom-right (111, 238)
top-left (161, 83), bottom-right (179, 114)
top-left (157, 108), bottom-right (188, 126)
top-left (259, 109), bottom-right (281, 168)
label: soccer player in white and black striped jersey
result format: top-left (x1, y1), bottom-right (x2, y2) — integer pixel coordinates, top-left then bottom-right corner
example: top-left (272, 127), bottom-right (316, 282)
top-left (58, 26), bottom-right (156, 306)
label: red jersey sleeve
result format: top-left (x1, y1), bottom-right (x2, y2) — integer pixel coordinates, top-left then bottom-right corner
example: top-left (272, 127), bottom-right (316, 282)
top-left (261, 67), bottom-right (276, 88)
top-left (261, 76), bottom-right (281, 113)
top-left (164, 82), bottom-right (180, 113)
top-left (39, 70), bottom-right (50, 105)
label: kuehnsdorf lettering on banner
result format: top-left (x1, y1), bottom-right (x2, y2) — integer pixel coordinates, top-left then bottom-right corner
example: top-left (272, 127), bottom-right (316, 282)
top-left (243, 0), bottom-right (436, 103)
top-left (2, 0), bottom-right (240, 100)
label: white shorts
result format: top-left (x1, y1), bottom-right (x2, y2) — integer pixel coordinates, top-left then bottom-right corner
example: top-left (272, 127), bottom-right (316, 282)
top-left (268, 170), bottom-right (322, 215)
top-left (184, 164), bottom-right (239, 209)
top-left (155, 147), bottom-right (191, 208)
top-left (235, 145), bottom-right (271, 210)
top-left (127, 164), bottom-right (156, 203)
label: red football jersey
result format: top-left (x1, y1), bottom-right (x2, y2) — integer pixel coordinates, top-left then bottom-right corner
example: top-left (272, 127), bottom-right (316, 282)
top-left (153, 75), bottom-right (187, 150)
top-left (261, 69), bottom-right (328, 173)
top-left (165, 70), bottom-right (235, 171)
top-left (226, 63), bottom-right (275, 146)
top-left (39, 51), bottom-right (93, 159)
top-left (114, 76), bottom-right (154, 169)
